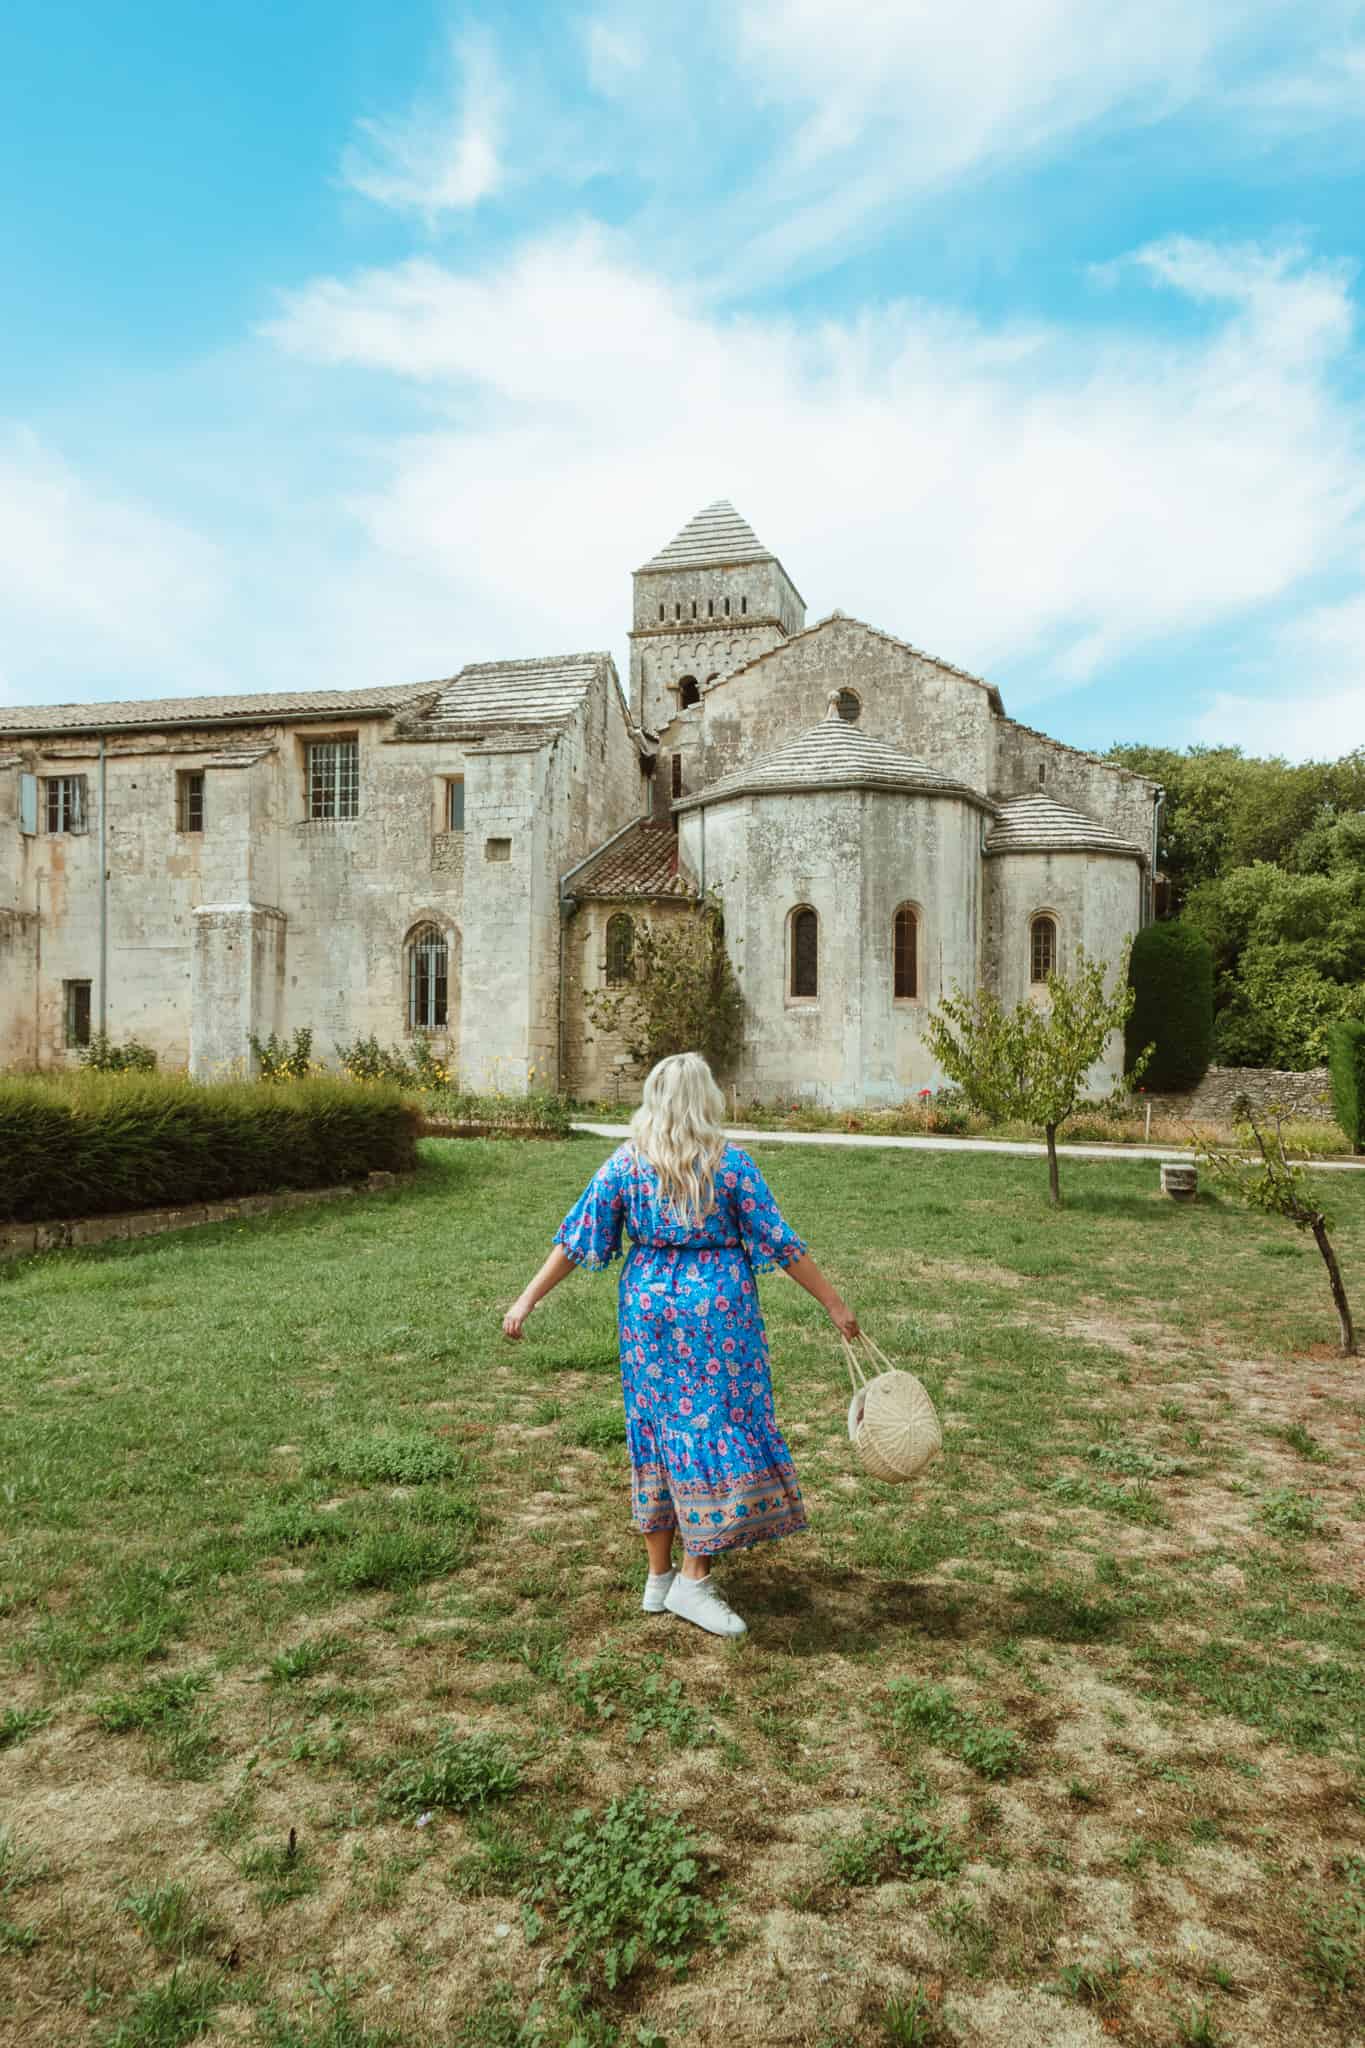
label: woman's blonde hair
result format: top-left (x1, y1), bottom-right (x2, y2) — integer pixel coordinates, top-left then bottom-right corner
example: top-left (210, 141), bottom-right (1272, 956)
top-left (629, 1052), bottom-right (727, 1225)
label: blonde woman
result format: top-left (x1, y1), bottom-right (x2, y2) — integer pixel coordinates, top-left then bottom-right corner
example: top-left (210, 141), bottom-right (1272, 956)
top-left (502, 1052), bottom-right (858, 1638)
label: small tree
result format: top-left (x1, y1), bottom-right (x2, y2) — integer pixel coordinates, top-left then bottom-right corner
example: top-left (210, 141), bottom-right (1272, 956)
top-left (1125, 920), bottom-right (1214, 1090)
top-left (1199, 1098), bottom-right (1356, 1357)
top-left (582, 896), bottom-right (744, 1077)
top-left (925, 945), bottom-right (1143, 1206)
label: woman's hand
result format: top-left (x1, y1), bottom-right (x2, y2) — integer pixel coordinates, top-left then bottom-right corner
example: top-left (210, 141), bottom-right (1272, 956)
top-left (828, 1298), bottom-right (860, 1341)
top-left (502, 1293), bottom-right (536, 1340)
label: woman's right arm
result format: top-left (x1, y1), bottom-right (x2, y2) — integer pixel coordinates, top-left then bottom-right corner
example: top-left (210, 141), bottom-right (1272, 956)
top-left (502, 1246), bottom-right (576, 1340)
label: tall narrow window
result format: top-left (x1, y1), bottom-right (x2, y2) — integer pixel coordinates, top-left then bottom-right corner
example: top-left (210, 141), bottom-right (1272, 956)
top-left (605, 913), bottom-right (635, 987)
top-left (790, 906), bottom-right (819, 999)
top-left (406, 922), bottom-right (448, 1029)
top-left (45, 776), bottom-right (86, 833)
top-left (691, 600), bottom-right (697, 618)
top-left (445, 776), bottom-right (465, 831)
top-left (724, 597), bottom-right (730, 616)
top-left (678, 676), bottom-right (700, 708)
top-left (658, 604), bottom-right (664, 621)
top-left (893, 904), bottom-right (918, 999)
top-left (307, 738), bottom-right (359, 821)
top-left (708, 598), bottom-right (714, 617)
top-left (177, 771), bottom-right (204, 833)
top-left (741, 596), bottom-right (747, 614)
top-left (64, 979), bottom-right (92, 1048)
top-left (671, 754), bottom-right (683, 800)
top-left (1030, 915), bottom-right (1057, 984)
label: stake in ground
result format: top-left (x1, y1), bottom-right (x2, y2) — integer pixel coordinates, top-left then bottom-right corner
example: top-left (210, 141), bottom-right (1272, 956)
top-left (1, 1139), bottom-right (1362, 2047)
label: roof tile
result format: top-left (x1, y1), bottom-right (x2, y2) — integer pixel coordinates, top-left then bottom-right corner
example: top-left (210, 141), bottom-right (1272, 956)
top-left (638, 501), bottom-right (774, 573)
top-left (675, 712), bottom-right (995, 812)
top-left (985, 793), bottom-right (1144, 858)
top-left (566, 820), bottom-right (697, 899)
top-left (0, 682), bottom-right (430, 738)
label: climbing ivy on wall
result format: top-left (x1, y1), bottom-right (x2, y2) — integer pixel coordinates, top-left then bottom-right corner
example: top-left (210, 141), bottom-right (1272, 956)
top-left (582, 896), bottom-right (744, 1077)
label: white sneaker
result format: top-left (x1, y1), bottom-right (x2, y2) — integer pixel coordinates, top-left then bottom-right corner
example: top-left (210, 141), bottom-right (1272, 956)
top-left (642, 1570), bottom-right (676, 1614)
top-left (664, 1572), bottom-right (747, 1638)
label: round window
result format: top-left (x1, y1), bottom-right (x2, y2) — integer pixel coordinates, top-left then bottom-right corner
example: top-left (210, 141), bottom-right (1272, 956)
top-left (835, 689), bottom-right (861, 723)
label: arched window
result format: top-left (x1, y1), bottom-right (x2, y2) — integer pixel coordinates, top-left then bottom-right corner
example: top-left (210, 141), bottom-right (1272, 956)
top-left (605, 914), bottom-right (635, 987)
top-left (835, 689), bottom-right (861, 722)
top-left (789, 906), bottom-right (819, 1000)
top-left (893, 904), bottom-right (918, 999)
top-left (678, 676), bottom-right (700, 708)
top-left (1030, 914), bottom-right (1057, 984)
top-left (406, 922), bottom-right (448, 1029)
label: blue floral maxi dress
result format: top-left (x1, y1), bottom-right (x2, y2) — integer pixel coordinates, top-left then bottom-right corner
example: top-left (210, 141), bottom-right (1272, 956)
top-left (554, 1143), bottom-right (809, 1557)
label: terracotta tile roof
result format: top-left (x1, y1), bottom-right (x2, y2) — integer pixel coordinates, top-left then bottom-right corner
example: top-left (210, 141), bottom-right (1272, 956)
top-left (0, 682), bottom-right (431, 738)
top-left (674, 710), bottom-right (995, 814)
top-left (985, 793), bottom-right (1145, 858)
top-left (389, 652), bottom-right (613, 740)
top-left (638, 500), bottom-right (774, 573)
top-left (565, 819), bottom-right (697, 900)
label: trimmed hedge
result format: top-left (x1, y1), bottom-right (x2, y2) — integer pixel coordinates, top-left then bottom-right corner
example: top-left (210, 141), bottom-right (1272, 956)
top-left (0, 1074), bottom-right (418, 1223)
top-left (1328, 1018), bottom-right (1365, 1153)
top-left (1125, 920), bottom-right (1214, 1091)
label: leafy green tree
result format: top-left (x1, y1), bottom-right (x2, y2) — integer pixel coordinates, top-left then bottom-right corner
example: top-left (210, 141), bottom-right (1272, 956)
top-left (1125, 921), bottom-right (1213, 1089)
top-left (925, 945), bottom-right (1143, 1206)
top-left (1199, 1100), bottom-right (1356, 1356)
top-left (1184, 863), bottom-right (1365, 1066)
top-left (1107, 743), bottom-right (1365, 912)
top-left (582, 897), bottom-right (744, 1077)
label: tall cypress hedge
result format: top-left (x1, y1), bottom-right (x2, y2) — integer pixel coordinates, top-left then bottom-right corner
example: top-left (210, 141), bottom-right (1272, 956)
top-left (0, 1074), bottom-right (418, 1223)
top-left (1328, 1018), bottom-right (1365, 1153)
top-left (1125, 920), bottom-right (1214, 1091)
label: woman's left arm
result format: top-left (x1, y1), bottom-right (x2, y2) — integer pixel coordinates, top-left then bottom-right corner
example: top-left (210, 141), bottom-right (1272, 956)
top-left (502, 1246), bottom-right (576, 1340)
top-left (782, 1251), bottom-right (859, 1340)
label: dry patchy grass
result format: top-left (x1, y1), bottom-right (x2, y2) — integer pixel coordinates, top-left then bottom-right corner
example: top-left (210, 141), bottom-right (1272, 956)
top-left (0, 1140), bottom-right (1362, 2047)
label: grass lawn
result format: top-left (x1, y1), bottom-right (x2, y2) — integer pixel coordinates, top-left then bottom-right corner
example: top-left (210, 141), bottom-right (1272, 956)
top-left (2, 1138), bottom-right (1363, 2048)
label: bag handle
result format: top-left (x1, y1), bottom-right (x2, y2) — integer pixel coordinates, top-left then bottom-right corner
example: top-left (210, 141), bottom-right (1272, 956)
top-left (841, 1328), bottom-right (895, 1395)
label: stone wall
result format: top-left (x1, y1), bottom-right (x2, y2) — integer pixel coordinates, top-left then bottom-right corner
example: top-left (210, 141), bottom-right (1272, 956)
top-left (1142, 1065), bottom-right (1333, 1121)
top-left (0, 661), bottom-right (645, 1088)
top-left (561, 896), bottom-right (697, 1101)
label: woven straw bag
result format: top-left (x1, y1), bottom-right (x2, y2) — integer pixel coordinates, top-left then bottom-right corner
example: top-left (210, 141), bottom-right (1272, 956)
top-left (841, 1331), bottom-right (942, 1485)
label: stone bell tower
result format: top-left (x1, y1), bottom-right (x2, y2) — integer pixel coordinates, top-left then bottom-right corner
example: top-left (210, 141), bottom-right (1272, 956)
top-left (628, 500), bottom-right (806, 734)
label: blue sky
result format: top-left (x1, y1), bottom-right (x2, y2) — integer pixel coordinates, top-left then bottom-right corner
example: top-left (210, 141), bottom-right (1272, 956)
top-left (4, 1), bottom-right (1365, 758)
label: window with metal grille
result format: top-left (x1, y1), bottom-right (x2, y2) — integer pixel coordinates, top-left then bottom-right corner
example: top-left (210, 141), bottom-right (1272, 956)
top-left (177, 771), bottom-right (204, 833)
top-left (64, 980), bottom-right (92, 1048)
top-left (605, 914), bottom-right (635, 987)
top-left (790, 906), bottom-right (818, 999)
top-left (45, 776), bottom-right (86, 833)
top-left (835, 689), bottom-right (861, 723)
top-left (307, 738), bottom-right (359, 820)
top-left (1030, 915), bottom-right (1057, 983)
top-left (445, 776), bottom-right (465, 831)
top-left (893, 904), bottom-right (918, 999)
top-left (406, 923), bottom-right (448, 1029)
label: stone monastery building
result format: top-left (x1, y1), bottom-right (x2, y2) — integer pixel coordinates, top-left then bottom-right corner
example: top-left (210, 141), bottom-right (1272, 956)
top-left (0, 502), bottom-right (1160, 1105)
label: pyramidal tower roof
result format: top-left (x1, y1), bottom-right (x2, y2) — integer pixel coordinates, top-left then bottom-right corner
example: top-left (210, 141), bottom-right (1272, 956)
top-left (638, 500), bottom-right (775, 573)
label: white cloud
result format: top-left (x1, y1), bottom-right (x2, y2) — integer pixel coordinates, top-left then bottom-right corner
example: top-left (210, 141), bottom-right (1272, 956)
top-left (263, 229), bottom-right (1365, 706)
top-left (342, 27), bottom-right (503, 222)
top-left (0, 430), bottom-right (227, 702)
top-left (1194, 594), bottom-right (1365, 757)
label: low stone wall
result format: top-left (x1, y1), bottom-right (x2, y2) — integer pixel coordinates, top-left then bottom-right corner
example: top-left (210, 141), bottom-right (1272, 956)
top-left (0, 1171), bottom-right (407, 1263)
top-left (1143, 1064), bottom-right (1332, 1122)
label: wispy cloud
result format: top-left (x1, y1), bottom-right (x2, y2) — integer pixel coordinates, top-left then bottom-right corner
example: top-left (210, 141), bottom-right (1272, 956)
top-left (0, 430), bottom-right (226, 702)
top-left (265, 230), bottom-right (1365, 713)
top-left (341, 27), bottom-right (503, 224)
